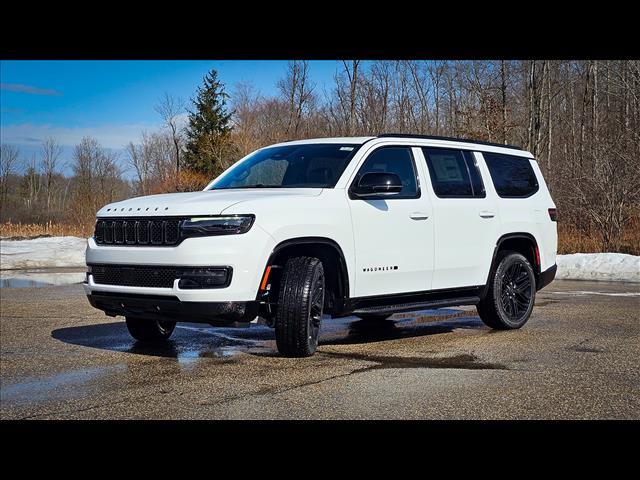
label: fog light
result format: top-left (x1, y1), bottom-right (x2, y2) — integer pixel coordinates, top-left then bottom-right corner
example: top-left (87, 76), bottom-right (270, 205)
top-left (178, 268), bottom-right (231, 289)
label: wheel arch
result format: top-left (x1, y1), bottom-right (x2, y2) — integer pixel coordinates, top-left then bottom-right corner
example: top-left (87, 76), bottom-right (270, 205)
top-left (257, 236), bottom-right (350, 316)
top-left (482, 232), bottom-right (542, 298)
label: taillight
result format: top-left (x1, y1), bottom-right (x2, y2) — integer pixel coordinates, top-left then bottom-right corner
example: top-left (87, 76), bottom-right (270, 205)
top-left (548, 208), bottom-right (557, 222)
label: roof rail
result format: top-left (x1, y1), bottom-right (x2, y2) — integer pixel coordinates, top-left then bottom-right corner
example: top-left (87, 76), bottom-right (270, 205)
top-left (377, 133), bottom-right (524, 151)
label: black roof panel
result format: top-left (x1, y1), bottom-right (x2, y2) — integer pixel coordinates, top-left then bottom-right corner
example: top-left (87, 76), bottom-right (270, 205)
top-left (377, 133), bottom-right (524, 151)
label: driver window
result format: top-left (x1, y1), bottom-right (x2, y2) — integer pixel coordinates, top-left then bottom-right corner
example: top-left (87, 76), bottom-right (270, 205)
top-left (353, 146), bottom-right (419, 199)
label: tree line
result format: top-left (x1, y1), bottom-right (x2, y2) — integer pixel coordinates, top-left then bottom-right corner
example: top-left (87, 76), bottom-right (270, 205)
top-left (1, 60), bottom-right (639, 252)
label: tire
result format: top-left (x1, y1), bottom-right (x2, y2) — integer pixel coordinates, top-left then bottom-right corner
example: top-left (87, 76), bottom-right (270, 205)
top-left (477, 251), bottom-right (536, 330)
top-left (125, 317), bottom-right (176, 341)
top-left (356, 314), bottom-right (392, 321)
top-left (275, 256), bottom-right (325, 357)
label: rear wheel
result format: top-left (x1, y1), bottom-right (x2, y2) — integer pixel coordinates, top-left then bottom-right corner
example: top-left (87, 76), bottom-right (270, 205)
top-left (125, 317), bottom-right (176, 341)
top-left (477, 251), bottom-right (536, 330)
top-left (275, 256), bottom-right (325, 357)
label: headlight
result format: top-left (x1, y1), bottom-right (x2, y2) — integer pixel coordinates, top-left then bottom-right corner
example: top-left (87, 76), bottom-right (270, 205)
top-left (180, 215), bottom-right (255, 237)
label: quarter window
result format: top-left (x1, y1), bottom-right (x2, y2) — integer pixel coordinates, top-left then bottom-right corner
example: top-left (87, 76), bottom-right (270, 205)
top-left (422, 147), bottom-right (485, 198)
top-left (482, 152), bottom-right (539, 198)
top-left (352, 146), bottom-right (419, 199)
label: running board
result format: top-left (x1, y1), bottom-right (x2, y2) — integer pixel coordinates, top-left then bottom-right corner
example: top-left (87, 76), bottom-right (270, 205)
top-left (352, 296), bottom-right (480, 316)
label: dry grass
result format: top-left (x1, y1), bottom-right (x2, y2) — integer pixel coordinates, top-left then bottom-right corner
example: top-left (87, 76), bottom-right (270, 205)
top-left (558, 222), bottom-right (640, 255)
top-left (0, 221), bottom-right (92, 239)
top-left (2, 220), bottom-right (639, 255)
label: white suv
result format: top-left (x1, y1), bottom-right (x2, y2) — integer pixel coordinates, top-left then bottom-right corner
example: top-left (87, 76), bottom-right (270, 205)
top-left (85, 134), bottom-right (558, 357)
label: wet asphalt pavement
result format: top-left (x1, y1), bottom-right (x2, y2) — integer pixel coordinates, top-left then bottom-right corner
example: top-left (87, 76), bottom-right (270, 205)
top-left (1, 277), bottom-right (638, 419)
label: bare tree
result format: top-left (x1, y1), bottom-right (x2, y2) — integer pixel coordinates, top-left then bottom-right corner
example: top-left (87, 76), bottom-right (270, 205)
top-left (0, 144), bottom-right (20, 208)
top-left (155, 92), bottom-right (184, 190)
top-left (71, 136), bottom-right (126, 224)
top-left (125, 140), bottom-right (151, 195)
top-left (21, 154), bottom-right (42, 211)
top-left (330, 60), bottom-right (361, 135)
top-left (500, 60), bottom-right (508, 143)
top-left (41, 137), bottom-right (63, 213)
top-left (277, 61), bottom-right (316, 138)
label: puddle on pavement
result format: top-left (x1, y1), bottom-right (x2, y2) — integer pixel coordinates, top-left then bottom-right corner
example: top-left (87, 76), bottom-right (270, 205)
top-left (51, 308), bottom-right (487, 366)
top-left (1, 270), bottom-right (85, 288)
top-left (0, 365), bottom-right (125, 405)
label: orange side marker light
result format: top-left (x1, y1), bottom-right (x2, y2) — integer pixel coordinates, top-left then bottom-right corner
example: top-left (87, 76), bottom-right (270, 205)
top-left (260, 265), bottom-right (272, 290)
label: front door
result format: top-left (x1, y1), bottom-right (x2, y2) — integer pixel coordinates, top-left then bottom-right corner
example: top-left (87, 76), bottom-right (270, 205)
top-left (348, 145), bottom-right (434, 298)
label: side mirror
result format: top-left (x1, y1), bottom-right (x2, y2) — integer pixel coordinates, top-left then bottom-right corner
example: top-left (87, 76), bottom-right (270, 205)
top-left (352, 172), bottom-right (403, 198)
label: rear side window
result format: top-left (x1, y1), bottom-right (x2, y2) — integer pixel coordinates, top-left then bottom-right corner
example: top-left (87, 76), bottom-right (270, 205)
top-left (422, 147), bottom-right (485, 198)
top-left (482, 152), bottom-right (539, 198)
top-left (352, 146), bottom-right (419, 199)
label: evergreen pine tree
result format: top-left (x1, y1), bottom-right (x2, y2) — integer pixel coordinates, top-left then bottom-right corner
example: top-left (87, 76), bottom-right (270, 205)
top-left (183, 69), bottom-right (235, 176)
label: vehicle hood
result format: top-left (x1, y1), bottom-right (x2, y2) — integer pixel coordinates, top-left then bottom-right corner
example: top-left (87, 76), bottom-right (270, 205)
top-left (96, 189), bottom-right (323, 217)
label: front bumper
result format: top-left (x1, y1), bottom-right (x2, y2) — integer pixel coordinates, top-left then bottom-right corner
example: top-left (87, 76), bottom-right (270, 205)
top-left (87, 292), bottom-right (259, 326)
top-left (84, 224), bottom-right (276, 302)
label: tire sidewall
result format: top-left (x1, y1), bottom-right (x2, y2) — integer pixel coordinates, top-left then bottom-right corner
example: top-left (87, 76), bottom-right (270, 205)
top-left (492, 253), bottom-right (536, 328)
top-left (305, 261), bottom-right (324, 352)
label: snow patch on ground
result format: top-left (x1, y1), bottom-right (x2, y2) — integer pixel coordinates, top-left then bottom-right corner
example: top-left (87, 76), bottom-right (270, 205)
top-left (1, 271), bottom-right (86, 287)
top-left (556, 253), bottom-right (639, 283)
top-left (0, 236), bottom-right (87, 270)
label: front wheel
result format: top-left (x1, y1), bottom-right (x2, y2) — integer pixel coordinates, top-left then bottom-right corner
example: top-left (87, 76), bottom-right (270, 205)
top-left (275, 256), bottom-right (325, 357)
top-left (125, 317), bottom-right (176, 341)
top-left (477, 251), bottom-right (536, 330)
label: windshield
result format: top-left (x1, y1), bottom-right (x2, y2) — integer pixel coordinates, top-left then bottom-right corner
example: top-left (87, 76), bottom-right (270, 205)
top-left (209, 143), bottom-right (361, 189)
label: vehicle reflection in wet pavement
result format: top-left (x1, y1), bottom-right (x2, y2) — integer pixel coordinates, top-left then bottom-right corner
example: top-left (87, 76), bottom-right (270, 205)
top-left (50, 308), bottom-right (483, 364)
top-left (0, 307), bottom-right (490, 411)
top-left (3, 280), bottom-right (637, 419)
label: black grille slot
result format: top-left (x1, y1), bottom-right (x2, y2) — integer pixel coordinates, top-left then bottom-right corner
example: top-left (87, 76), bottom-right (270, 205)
top-left (94, 217), bottom-right (183, 246)
top-left (151, 220), bottom-right (163, 244)
top-left (95, 221), bottom-right (105, 243)
top-left (91, 265), bottom-right (178, 288)
top-left (114, 221), bottom-right (124, 244)
top-left (104, 221), bottom-right (114, 243)
top-left (138, 220), bottom-right (150, 244)
top-left (165, 220), bottom-right (180, 244)
top-left (125, 221), bottom-right (137, 244)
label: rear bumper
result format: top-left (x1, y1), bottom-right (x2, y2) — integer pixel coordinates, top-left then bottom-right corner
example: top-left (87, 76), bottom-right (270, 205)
top-left (87, 292), bottom-right (259, 326)
top-left (536, 263), bottom-right (557, 291)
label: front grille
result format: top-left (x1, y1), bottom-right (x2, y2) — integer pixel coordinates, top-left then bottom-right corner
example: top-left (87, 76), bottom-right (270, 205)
top-left (94, 218), bottom-right (182, 246)
top-left (91, 265), bottom-right (179, 288)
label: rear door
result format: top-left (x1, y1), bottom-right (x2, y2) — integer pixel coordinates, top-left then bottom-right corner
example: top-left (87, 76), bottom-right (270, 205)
top-left (416, 147), bottom-right (500, 289)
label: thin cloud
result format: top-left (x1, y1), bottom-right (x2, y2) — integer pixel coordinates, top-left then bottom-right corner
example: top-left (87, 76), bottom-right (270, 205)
top-left (1, 83), bottom-right (62, 96)
top-left (1, 107), bottom-right (24, 113)
top-left (0, 122), bottom-right (161, 150)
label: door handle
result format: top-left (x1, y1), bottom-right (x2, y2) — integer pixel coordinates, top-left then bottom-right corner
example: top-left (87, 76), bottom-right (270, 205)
top-left (409, 212), bottom-right (429, 220)
top-left (479, 211), bottom-right (496, 218)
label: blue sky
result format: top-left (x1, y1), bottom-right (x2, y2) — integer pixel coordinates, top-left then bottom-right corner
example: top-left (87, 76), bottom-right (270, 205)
top-left (0, 60), bottom-right (342, 176)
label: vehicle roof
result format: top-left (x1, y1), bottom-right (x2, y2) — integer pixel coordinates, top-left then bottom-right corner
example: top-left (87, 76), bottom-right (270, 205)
top-left (272, 134), bottom-right (532, 157)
